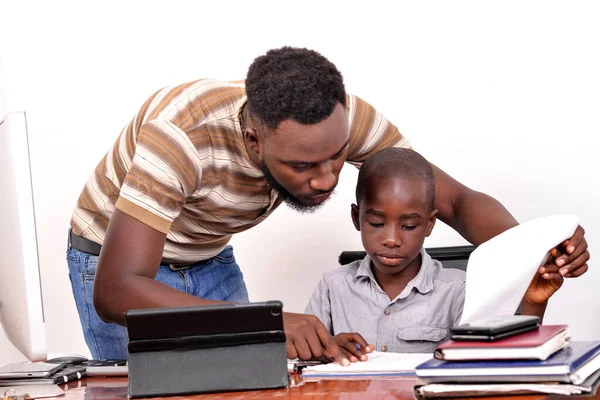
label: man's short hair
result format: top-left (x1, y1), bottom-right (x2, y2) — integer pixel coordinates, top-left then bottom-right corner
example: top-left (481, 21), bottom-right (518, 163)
top-left (356, 148), bottom-right (435, 210)
top-left (245, 46), bottom-right (346, 130)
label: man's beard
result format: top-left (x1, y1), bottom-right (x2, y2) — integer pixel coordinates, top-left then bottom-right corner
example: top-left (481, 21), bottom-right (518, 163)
top-left (260, 160), bottom-right (331, 214)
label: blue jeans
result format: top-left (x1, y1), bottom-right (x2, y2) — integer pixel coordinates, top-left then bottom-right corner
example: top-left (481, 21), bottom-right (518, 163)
top-left (66, 241), bottom-right (249, 360)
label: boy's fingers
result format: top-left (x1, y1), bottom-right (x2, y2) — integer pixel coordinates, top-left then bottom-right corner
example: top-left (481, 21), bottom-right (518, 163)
top-left (548, 272), bottom-right (565, 290)
top-left (347, 332), bottom-right (370, 351)
top-left (566, 226), bottom-right (585, 253)
top-left (539, 264), bottom-right (559, 274)
top-left (335, 332), bottom-right (368, 360)
top-left (555, 238), bottom-right (588, 267)
top-left (327, 345), bottom-right (350, 366)
top-left (559, 250), bottom-right (590, 277)
top-left (340, 347), bottom-right (358, 363)
top-left (564, 264), bottom-right (589, 278)
top-left (542, 271), bottom-right (563, 281)
top-left (335, 332), bottom-right (372, 358)
top-left (340, 340), bottom-right (367, 361)
top-left (316, 324), bottom-right (349, 366)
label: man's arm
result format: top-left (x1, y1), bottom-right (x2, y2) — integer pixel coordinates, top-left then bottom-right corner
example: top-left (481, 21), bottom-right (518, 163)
top-left (93, 209), bottom-right (224, 325)
top-left (431, 163), bottom-right (590, 276)
top-left (93, 210), bottom-right (353, 364)
top-left (431, 163), bottom-right (518, 245)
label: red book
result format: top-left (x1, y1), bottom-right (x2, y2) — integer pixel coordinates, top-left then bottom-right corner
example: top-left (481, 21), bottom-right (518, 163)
top-left (434, 325), bottom-right (570, 361)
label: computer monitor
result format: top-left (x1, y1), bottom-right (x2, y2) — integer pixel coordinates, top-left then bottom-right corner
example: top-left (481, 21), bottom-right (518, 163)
top-left (0, 111), bottom-right (47, 362)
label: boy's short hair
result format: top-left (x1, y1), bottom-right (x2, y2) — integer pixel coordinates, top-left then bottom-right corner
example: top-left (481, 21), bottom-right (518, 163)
top-left (245, 46), bottom-right (346, 130)
top-left (356, 148), bottom-right (435, 210)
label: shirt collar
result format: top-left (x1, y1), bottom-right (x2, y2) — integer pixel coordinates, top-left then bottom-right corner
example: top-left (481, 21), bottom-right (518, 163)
top-left (354, 248), bottom-right (436, 295)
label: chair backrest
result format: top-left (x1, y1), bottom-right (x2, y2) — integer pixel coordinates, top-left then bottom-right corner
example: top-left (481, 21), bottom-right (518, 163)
top-left (338, 245), bottom-right (476, 271)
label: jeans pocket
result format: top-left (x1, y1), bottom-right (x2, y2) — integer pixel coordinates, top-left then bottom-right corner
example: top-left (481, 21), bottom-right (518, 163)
top-left (83, 254), bottom-right (99, 280)
top-left (66, 247), bottom-right (80, 263)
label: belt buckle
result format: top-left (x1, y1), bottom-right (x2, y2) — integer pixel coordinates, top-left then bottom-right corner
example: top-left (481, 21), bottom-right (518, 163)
top-left (168, 263), bottom-right (191, 272)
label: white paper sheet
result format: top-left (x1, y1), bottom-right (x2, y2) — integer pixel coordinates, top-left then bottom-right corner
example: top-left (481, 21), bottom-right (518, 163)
top-left (459, 214), bottom-right (579, 324)
top-left (302, 351), bottom-right (432, 375)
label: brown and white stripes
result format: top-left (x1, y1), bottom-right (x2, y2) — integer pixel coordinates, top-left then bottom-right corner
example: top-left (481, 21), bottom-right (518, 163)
top-left (71, 79), bottom-right (410, 264)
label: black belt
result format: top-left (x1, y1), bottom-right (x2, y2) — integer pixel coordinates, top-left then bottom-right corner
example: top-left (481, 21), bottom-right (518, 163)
top-left (69, 230), bottom-right (196, 271)
top-left (69, 230), bottom-right (102, 256)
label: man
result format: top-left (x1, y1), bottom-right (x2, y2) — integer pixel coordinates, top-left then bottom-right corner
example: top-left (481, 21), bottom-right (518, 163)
top-left (67, 46), bottom-right (589, 362)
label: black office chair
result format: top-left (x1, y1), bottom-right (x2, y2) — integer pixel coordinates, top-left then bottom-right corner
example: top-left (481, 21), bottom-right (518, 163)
top-left (338, 245), bottom-right (523, 315)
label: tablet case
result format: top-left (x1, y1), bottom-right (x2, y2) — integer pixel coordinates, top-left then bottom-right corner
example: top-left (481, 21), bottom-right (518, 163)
top-left (125, 301), bottom-right (288, 398)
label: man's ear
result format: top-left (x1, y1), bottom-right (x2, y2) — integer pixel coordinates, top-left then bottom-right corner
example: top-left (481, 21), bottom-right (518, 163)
top-left (244, 127), bottom-right (262, 157)
top-left (426, 209), bottom-right (439, 237)
top-left (351, 203), bottom-right (361, 231)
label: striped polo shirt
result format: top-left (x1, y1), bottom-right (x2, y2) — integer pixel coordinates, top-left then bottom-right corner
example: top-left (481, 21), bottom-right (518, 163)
top-left (70, 79), bottom-right (411, 263)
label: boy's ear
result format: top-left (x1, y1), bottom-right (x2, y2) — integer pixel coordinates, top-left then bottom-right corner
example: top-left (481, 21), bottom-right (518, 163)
top-left (351, 204), bottom-right (361, 231)
top-left (425, 209), bottom-right (439, 237)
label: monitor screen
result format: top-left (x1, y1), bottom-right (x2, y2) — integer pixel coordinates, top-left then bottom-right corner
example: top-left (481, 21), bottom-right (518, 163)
top-left (0, 111), bottom-right (47, 362)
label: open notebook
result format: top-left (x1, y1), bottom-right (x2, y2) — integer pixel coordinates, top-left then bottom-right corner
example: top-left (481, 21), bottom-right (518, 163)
top-left (301, 352), bottom-right (432, 377)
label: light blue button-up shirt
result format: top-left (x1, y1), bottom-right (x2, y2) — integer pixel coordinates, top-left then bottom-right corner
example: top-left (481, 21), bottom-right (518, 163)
top-left (305, 248), bottom-right (465, 353)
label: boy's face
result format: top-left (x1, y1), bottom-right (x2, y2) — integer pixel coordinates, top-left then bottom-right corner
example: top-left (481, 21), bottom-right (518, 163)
top-left (351, 176), bottom-right (437, 277)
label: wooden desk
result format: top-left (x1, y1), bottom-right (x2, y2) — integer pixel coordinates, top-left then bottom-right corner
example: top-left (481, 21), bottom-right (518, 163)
top-left (59, 375), bottom-right (600, 400)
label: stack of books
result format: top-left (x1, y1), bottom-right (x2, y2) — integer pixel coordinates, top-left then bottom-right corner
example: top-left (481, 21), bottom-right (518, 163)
top-left (414, 325), bottom-right (600, 398)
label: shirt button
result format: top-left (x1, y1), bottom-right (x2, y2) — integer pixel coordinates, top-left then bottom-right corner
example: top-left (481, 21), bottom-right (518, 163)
top-left (384, 308), bottom-right (391, 316)
top-left (381, 345), bottom-right (388, 352)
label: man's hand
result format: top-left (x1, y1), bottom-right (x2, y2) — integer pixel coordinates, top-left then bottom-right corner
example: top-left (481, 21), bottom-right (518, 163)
top-left (332, 332), bottom-right (375, 362)
top-left (283, 312), bottom-right (361, 366)
top-left (551, 225), bottom-right (590, 278)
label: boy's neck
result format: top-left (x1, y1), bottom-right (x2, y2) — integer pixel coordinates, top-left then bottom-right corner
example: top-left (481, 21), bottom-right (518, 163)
top-left (371, 252), bottom-right (423, 301)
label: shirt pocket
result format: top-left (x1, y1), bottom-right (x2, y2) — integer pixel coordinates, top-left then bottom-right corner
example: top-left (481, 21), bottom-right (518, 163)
top-left (395, 326), bottom-right (449, 353)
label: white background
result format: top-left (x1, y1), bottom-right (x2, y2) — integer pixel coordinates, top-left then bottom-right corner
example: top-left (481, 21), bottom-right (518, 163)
top-left (0, 0), bottom-right (598, 363)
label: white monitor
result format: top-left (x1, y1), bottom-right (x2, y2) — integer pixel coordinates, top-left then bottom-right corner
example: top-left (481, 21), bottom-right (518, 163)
top-left (0, 111), bottom-right (47, 362)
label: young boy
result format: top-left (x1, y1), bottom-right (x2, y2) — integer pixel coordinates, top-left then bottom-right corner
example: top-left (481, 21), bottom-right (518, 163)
top-left (305, 147), bottom-right (565, 360)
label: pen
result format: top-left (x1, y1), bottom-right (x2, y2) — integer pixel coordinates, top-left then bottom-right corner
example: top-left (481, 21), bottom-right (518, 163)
top-left (287, 360), bottom-right (323, 373)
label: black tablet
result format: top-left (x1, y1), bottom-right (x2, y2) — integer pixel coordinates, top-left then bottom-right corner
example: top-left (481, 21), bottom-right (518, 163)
top-left (450, 315), bottom-right (540, 341)
top-left (125, 301), bottom-right (285, 350)
top-left (125, 301), bottom-right (288, 397)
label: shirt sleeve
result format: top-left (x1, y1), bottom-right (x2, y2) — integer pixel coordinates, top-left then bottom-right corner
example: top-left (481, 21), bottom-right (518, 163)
top-left (305, 276), bottom-right (334, 335)
top-left (452, 280), bottom-right (467, 327)
top-left (115, 119), bottom-right (201, 234)
top-left (345, 93), bottom-right (412, 168)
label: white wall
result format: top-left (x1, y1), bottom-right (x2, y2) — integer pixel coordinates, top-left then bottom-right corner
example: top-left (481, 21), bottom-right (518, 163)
top-left (1, 0), bottom-right (598, 363)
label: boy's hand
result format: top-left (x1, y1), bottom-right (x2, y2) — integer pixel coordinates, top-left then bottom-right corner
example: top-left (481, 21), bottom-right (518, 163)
top-left (332, 332), bottom-right (375, 363)
top-left (283, 312), bottom-right (355, 366)
top-left (524, 263), bottom-right (564, 306)
top-left (551, 225), bottom-right (590, 278)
